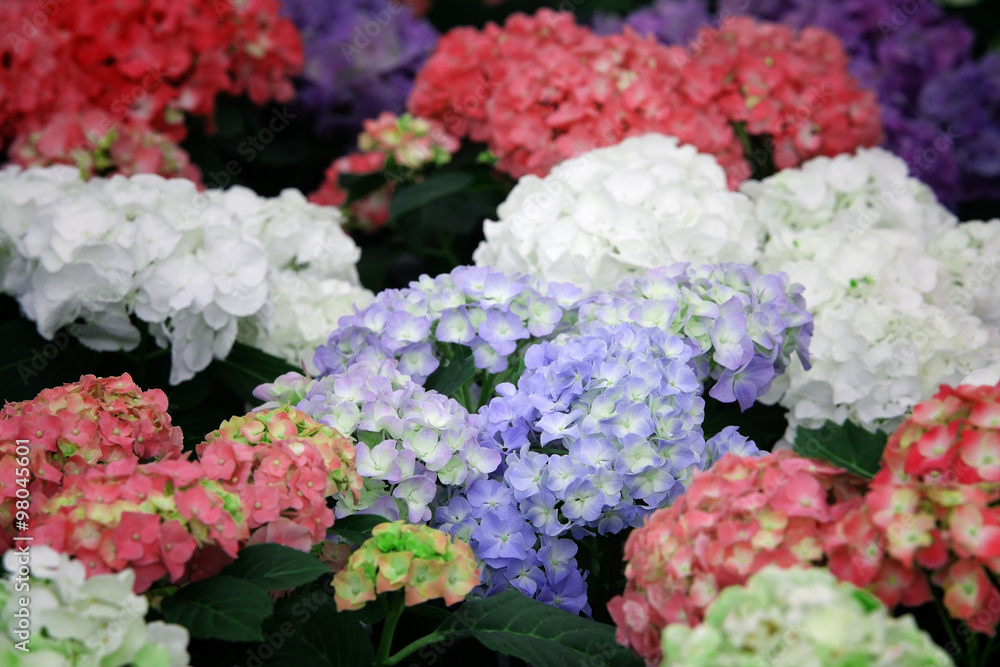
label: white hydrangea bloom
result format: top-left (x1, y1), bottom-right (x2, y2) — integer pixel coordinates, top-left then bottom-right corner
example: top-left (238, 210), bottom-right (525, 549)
top-left (473, 134), bottom-right (760, 293)
top-left (746, 148), bottom-right (1000, 441)
top-left (239, 271), bottom-right (374, 374)
top-left (0, 165), bottom-right (366, 385)
top-left (928, 219), bottom-right (1000, 328)
top-left (0, 547), bottom-right (190, 667)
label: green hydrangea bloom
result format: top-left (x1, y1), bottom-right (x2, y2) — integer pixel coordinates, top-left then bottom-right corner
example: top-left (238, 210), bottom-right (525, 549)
top-left (332, 521), bottom-right (479, 611)
top-left (661, 566), bottom-right (953, 667)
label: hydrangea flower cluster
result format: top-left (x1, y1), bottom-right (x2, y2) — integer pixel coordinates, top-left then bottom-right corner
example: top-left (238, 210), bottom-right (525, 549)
top-left (865, 382), bottom-right (1000, 634)
top-left (0, 547), bottom-right (190, 667)
top-left (0, 373), bottom-right (182, 544)
top-left (313, 265), bottom-right (582, 387)
top-left (408, 10), bottom-right (880, 185)
top-left (0, 0), bottom-right (302, 180)
top-left (592, 0), bottom-right (710, 46)
top-left (0, 165), bottom-right (367, 384)
top-left (576, 264), bottom-right (813, 410)
top-left (309, 112), bottom-right (460, 232)
top-left (473, 134), bottom-right (760, 293)
top-left (332, 520), bottom-right (479, 611)
top-left (298, 352), bottom-right (500, 523)
top-left (196, 408), bottom-right (363, 551)
top-left (28, 458), bottom-right (246, 593)
top-left (608, 451), bottom-right (925, 665)
top-left (478, 322), bottom-right (757, 535)
top-left (928, 219), bottom-right (1000, 331)
top-left (661, 565), bottom-right (953, 667)
top-left (279, 0), bottom-right (438, 137)
top-left (745, 148), bottom-right (1000, 437)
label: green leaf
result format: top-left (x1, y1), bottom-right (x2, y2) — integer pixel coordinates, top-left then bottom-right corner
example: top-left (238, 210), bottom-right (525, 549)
top-left (328, 514), bottom-right (390, 545)
top-left (793, 420), bottom-right (888, 478)
top-left (221, 544), bottom-right (329, 591)
top-left (0, 318), bottom-right (98, 402)
top-left (438, 591), bottom-right (643, 667)
top-left (210, 342), bottom-right (300, 404)
top-left (161, 575), bottom-right (273, 642)
top-left (340, 171), bottom-right (389, 205)
top-left (424, 346), bottom-right (476, 399)
top-left (355, 430), bottom-right (386, 448)
top-left (264, 591), bottom-right (374, 667)
top-left (389, 172), bottom-right (476, 221)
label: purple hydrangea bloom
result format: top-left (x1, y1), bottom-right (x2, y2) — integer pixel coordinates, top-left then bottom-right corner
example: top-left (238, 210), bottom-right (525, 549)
top-left (593, 0), bottom-right (710, 45)
top-left (478, 322), bottom-right (711, 535)
top-left (297, 350), bottom-right (501, 520)
top-left (280, 0), bottom-right (439, 136)
top-left (314, 266), bottom-right (582, 388)
top-left (577, 264), bottom-right (813, 410)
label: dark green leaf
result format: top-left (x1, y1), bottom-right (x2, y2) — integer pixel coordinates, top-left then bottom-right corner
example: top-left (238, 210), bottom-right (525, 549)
top-left (0, 319), bottom-right (97, 401)
top-left (221, 544), bottom-right (329, 591)
top-left (793, 420), bottom-right (888, 478)
top-left (389, 172), bottom-right (477, 221)
top-left (328, 514), bottom-right (390, 545)
top-left (210, 342), bottom-right (300, 404)
top-left (161, 575), bottom-right (273, 642)
top-left (340, 171), bottom-right (388, 204)
top-left (438, 591), bottom-right (643, 667)
top-left (264, 590), bottom-right (373, 667)
top-left (355, 430), bottom-right (386, 448)
top-left (424, 346), bottom-right (476, 399)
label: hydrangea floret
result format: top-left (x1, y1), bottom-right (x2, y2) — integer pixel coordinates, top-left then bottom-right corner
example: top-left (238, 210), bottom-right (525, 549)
top-left (473, 135), bottom-right (760, 293)
top-left (608, 451), bottom-right (926, 665)
top-left (0, 547), bottom-right (191, 667)
top-left (0, 373), bottom-right (182, 543)
top-left (332, 520), bottom-right (479, 611)
top-left (196, 407), bottom-right (363, 551)
top-left (865, 382), bottom-right (1000, 634)
top-left (661, 565), bottom-right (953, 667)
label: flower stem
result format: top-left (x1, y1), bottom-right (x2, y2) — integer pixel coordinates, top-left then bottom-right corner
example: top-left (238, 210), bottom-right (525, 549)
top-left (374, 592), bottom-right (406, 666)
top-left (383, 630), bottom-right (451, 666)
top-left (931, 586), bottom-right (967, 665)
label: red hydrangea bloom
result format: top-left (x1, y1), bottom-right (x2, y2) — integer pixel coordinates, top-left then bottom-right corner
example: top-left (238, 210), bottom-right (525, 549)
top-left (0, 373), bottom-right (182, 546)
top-left (867, 382), bottom-right (1000, 634)
top-left (197, 407), bottom-right (362, 550)
top-left (608, 451), bottom-right (923, 666)
top-left (408, 10), bottom-right (881, 187)
top-left (27, 457), bottom-right (244, 592)
top-left (0, 0), bottom-right (303, 180)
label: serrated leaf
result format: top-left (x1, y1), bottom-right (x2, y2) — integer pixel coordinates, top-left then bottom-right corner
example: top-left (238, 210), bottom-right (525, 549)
top-left (161, 575), bottom-right (273, 641)
top-left (438, 591), bottom-right (643, 667)
top-left (328, 514), bottom-right (390, 545)
top-left (264, 591), bottom-right (373, 667)
top-left (210, 342), bottom-right (300, 404)
top-left (424, 346), bottom-right (476, 399)
top-left (389, 172), bottom-right (476, 221)
top-left (221, 544), bottom-right (329, 591)
top-left (793, 420), bottom-right (888, 478)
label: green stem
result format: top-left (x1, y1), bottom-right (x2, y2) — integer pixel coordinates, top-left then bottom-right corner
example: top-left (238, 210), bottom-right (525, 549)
top-left (374, 592), bottom-right (406, 666)
top-left (979, 632), bottom-right (997, 667)
top-left (383, 630), bottom-right (451, 666)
